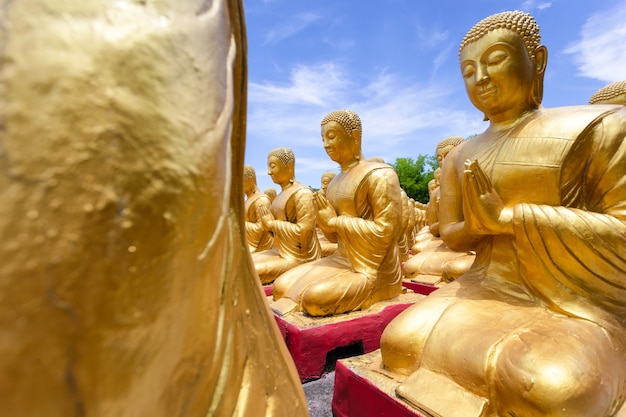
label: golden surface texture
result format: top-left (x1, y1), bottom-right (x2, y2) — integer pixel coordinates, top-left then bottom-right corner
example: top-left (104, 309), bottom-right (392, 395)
top-left (0, 1), bottom-right (308, 416)
top-left (381, 11), bottom-right (626, 417)
top-left (272, 110), bottom-right (404, 317)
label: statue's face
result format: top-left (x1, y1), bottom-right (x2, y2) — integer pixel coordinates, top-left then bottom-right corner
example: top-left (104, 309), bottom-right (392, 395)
top-left (243, 175), bottom-right (254, 194)
top-left (436, 145), bottom-right (453, 167)
top-left (321, 175), bottom-right (333, 191)
top-left (322, 121), bottom-right (354, 165)
top-left (460, 28), bottom-right (535, 123)
top-left (267, 156), bottom-right (291, 186)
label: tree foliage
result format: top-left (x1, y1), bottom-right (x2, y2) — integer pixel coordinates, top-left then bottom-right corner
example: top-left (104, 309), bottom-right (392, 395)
top-left (391, 155), bottom-right (438, 203)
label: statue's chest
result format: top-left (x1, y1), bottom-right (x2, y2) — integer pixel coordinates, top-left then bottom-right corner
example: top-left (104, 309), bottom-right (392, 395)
top-left (475, 136), bottom-right (575, 206)
top-left (328, 185), bottom-right (360, 216)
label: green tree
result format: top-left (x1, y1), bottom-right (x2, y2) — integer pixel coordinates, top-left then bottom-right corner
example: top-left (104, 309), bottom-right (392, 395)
top-left (391, 155), bottom-right (438, 203)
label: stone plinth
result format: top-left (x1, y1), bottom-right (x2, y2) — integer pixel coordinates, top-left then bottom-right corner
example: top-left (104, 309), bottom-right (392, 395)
top-left (272, 292), bottom-right (423, 382)
top-left (332, 350), bottom-right (426, 417)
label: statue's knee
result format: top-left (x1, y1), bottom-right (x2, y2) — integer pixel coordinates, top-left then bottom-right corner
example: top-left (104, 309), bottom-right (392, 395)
top-left (380, 311), bottom-right (425, 375)
top-left (271, 275), bottom-right (288, 299)
top-left (300, 284), bottom-right (336, 316)
top-left (493, 325), bottom-right (626, 417)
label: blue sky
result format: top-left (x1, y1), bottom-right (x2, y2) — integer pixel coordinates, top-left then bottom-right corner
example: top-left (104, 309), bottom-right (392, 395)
top-left (242, 0), bottom-right (626, 191)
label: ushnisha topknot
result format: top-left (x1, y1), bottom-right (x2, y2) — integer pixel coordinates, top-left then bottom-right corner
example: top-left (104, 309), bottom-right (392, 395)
top-left (321, 109), bottom-right (363, 140)
top-left (436, 136), bottom-right (465, 151)
top-left (589, 81), bottom-right (626, 104)
top-left (459, 11), bottom-right (541, 60)
top-left (267, 147), bottom-right (295, 167)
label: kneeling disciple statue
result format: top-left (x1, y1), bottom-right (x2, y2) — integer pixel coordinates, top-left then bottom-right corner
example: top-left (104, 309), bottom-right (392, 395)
top-left (273, 109), bottom-right (404, 317)
top-left (381, 10), bottom-right (626, 417)
top-left (244, 164), bottom-right (274, 252)
top-left (252, 147), bottom-right (321, 284)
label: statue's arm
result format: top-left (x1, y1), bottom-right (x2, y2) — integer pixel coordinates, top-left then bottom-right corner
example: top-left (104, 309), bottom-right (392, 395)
top-left (335, 167), bottom-right (402, 251)
top-left (246, 197), bottom-right (271, 243)
top-left (512, 110), bottom-right (626, 298)
top-left (293, 188), bottom-right (318, 236)
top-left (439, 147), bottom-right (485, 252)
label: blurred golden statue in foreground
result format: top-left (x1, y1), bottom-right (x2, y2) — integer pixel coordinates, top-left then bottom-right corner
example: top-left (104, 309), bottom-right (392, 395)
top-left (590, 80), bottom-right (626, 105)
top-left (252, 148), bottom-right (321, 284)
top-left (382, 11), bottom-right (626, 417)
top-left (273, 110), bottom-right (403, 316)
top-left (0, 1), bottom-right (307, 416)
top-left (244, 165), bottom-right (274, 252)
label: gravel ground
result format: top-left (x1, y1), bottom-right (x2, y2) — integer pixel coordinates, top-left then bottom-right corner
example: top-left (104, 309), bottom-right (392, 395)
top-left (303, 372), bottom-right (335, 417)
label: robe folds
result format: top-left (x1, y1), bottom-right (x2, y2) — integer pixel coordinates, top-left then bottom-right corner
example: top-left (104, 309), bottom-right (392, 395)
top-left (245, 193), bottom-right (274, 252)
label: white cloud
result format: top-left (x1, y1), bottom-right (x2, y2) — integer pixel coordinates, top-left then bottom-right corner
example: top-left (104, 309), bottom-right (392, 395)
top-left (247, 62), bottom-right (484, 171)
top-left (564, 3), bottom-right (626, 82)
top-left (249, 62), bottom-right (351, 106)
top-left (521, 0), bottom-right (553, 12)
top-left (263, 12), bottom-right (321, 45)
top-left (431, 42), bottom-right (455, 81)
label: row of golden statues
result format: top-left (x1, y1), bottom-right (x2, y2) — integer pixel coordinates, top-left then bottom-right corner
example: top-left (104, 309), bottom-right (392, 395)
top-left (4, 1), bottom-right (626, 416)
top-left (241, 9), bottom-right (626, 417)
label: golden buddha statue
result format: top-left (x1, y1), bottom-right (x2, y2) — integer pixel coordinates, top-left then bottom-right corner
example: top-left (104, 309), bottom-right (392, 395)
top-left (589, 80), bottom-right (626, 105)
top-left (405, 137), bottom-right (475, 284)
top-left (0, 1), bottom-right (308, 416)
top-left (244, 164), bottom-right (274, 252)
top-left (264, 187), bottom-right (278, 203)
top-left (317, 171), bottom-right (338, 257)
top-left (252, 148), bottom-right (321, 284)
top-left (382, 11), bottom-right (626, 417)
top-left (272, 110), bottom-right (404, 317)
top-left (320, 170), bottom-right (337, 195)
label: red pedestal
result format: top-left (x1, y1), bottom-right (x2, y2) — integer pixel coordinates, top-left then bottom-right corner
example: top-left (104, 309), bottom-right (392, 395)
top-left (262, 285), bottom-right (272, 296)
top-left (272, 294), bottom-right (422, 382)
top-left (332, 354), bottom-right (426, 417)
top-left (401, 280), bottom-right (439, 295)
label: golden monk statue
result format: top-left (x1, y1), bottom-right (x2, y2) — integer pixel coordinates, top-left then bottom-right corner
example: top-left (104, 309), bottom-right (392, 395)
top-left (0, 0), bottom-right (308, 416)
top-left (264, 186), bottom-right (277, 203)
top-left (405, 137), bottom-right (475, 283)
top-left (272, 109), bottom-right (404, 317)
top-left (382, 11), bottom-right (626, 417)
top-left (320, 170), bottom-right (337, 195)
top-left (252, 148), bottom-right (321, 284)
top-left (244, 165), bottom-right (274, 252)
top-left (590, 80), bottom-right (626, 105)
top-left (317, 171), bottom-right (339, 257)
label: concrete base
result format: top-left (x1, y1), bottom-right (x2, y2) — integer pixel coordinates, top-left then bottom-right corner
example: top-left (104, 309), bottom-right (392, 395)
top-left (332, 350), bottom-right (426, 417)
top-left (272, 291), bottom-right (424, 382)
